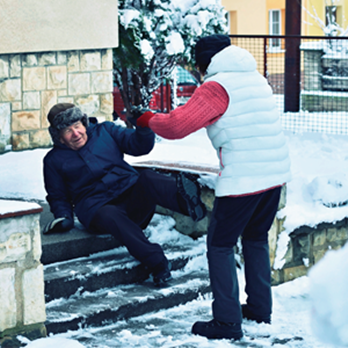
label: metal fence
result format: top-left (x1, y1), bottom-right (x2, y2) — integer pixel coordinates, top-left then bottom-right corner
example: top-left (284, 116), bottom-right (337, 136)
top-left (229, 35), bottom-right (348, 135)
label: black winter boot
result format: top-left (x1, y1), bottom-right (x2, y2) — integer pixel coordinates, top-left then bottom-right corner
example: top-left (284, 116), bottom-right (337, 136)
top-left (177, 172), bottom-right (206, 222)
top-left (191, 319), bottom-right (243, 340)
top-left (241, 304), bottom-right (271, 324)
top-left (152, 259), bottom-right (172, 286)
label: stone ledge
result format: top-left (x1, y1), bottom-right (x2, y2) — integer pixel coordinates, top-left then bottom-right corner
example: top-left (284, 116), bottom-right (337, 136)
top-left (0, 200), bottom-right (42, 219)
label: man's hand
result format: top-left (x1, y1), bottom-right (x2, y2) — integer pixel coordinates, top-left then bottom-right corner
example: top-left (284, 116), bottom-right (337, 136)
top-left (128, 105), bottom-right (153, 127)
top-left (43, 217), bottom-right (74, 234)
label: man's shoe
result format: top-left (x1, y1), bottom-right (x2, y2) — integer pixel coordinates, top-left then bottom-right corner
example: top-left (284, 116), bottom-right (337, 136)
top-left (241, 304), bottom-right (271, 324)
top-left (191, 319), bottom-right (243, 340)
top-left (152, 260), bottom-right (172, 286)
top-left (177, 172), bottom-right (206, 222)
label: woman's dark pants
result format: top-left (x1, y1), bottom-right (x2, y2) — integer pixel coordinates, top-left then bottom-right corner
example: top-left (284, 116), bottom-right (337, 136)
top-left (207, 187), bottom-right (282, 323)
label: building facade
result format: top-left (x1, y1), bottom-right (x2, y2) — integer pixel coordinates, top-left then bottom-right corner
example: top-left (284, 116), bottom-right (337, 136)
top-left (0, 0), bottom-right (118, 153)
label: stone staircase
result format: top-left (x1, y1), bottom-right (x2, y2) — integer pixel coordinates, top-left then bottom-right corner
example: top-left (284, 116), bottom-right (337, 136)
top-left (40, 202), bottom-right (211, 336)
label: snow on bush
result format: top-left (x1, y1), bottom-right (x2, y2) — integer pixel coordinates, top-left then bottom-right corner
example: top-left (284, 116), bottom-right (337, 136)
top-left (114, 0), bottom-right (228, 113)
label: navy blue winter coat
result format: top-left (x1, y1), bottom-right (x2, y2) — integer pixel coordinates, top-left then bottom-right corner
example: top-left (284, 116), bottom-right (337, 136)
top-left (43, 120), bottom-right (155, 228)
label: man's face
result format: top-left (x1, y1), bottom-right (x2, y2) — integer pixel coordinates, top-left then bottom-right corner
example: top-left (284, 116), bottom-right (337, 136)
top-left (60, 121), bottom-right (88, 150)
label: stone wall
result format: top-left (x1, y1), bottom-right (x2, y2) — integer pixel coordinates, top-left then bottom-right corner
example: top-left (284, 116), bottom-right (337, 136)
top-left (0, 49), bottom-right (114, 153)
top-left (0, 200), bottom-right (46, 346)
top-left (270, 217), bottom-right (348, 285)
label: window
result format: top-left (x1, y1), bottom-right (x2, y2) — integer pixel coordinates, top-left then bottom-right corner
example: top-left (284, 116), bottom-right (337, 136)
top-left (269, 9), bottom-right (281, 49)
top-left (325, 6), bottom-right (337, 26)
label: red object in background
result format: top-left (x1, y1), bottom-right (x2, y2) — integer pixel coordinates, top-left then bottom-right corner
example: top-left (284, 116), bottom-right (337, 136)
top-left (113, 66), bottom-right (199, 121)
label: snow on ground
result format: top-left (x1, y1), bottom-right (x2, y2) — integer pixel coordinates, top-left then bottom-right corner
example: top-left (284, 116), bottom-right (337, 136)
top-left (1, 124), bottom-right (348, 347)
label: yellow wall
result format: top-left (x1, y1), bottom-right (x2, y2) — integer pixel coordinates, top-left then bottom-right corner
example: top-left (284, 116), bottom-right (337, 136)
top-left (222, 0), bottom-right (348, 36)
top-left (302, 0), bottom-right (348, 36)
top-left (222, 0), bottom-right (286, 35)
top-left (221, 0), bottom-right (267, 34)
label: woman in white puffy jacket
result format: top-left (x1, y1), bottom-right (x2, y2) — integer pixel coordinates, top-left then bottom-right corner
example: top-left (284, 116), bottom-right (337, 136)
top-left (134, 34), bottom-right (291, 340)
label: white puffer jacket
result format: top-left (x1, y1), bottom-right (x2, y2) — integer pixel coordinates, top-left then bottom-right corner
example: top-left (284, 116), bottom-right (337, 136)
top-left (205, 45), bottom-right (291, 196)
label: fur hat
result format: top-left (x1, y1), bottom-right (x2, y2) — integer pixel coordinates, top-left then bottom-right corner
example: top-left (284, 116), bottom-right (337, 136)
top-left (195, 34), bottom-right (231, 73)
top-left (47, 103), bottom-right (89, 144)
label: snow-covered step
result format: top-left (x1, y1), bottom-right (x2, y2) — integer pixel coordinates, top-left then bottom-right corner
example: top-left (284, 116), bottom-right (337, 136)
top-left (44, 243), bottom-right (206, 301)
top-left (45, 269), bottom-right (210, 335)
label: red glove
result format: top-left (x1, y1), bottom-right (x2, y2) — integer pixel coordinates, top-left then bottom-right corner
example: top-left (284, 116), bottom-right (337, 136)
top-left (136, 111), bottom-right (155, 128)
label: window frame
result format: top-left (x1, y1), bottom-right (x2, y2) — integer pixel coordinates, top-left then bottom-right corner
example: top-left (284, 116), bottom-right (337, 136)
top-left (269, 9), bottom-right (282, 51)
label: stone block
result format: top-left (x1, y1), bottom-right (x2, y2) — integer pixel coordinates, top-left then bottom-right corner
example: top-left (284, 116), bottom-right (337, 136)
top-left (279, 185), bottom-right (287, 210)
top-left (12, 111), bottom-right (40, 131)
top-left (22, 265), bottom-right (46, 325)
top-left (101, 49), bottom-right (113, 70)
top-left (327, 227), bottom-right (348, 243)
top-left (283, 265), bottom-right (308, 282)
top-left (11, 101), bottom-right (22, 111)
top-left (32, 220), bottom-right (42, 262)
top-left (173, 211), bottom-right (209, 238)
top-left (57, 89), bottom-right (68, 97)
top-left (313, 247), bottom-right (327, 264)
top-left (313, 229), bottom-right (326, 247)
top-left (271, 269), bottom-right (283, 286)
top-left (47, 66), bottom-right (67, 90)
top-left (23, 92), bottom-right (40, 110)
top-left (30, 129), bottom-right (52, 148)
top-left (0, 55), bottom-right (9, 79)
top-left (0, 79), bottom-right (21, 102)
top-left (38, 53), bottom-right (56, 66)
top-left (23, 67), bottom-right (46, 91)
top-left (22, 54), bottom-right (38, 67)
top-left (268, 218), bottom-right (279, 267)
top-left (68, 73), bottom-right (90, 95)
top-left (75, 95), bottom-right (99, 115)
top-left (57, 52), bottom-right (67, 65)
top-left (58, 96), bottom-right (74, 104)
top-left (0, 102), bottom-right (11, 137)
top-left (67, 51), bottom-right (80, 72)
top-left (0, 268), bottom-right (16, 331)
top-left (41, 90), bottom-right (57, 129)
top-left (282, 238), bottom-right (293, 266)
top-left (12, 133), bottom-right (30, 151)
top-left (0, 217), bottom-right (32, 262)
top-left (201, 187), bottom-right (215, 212)
top-left (81, 51), bottom-right (101, 71)
top-left (9, 55), bottom-right (21, 78)
top-left (91, 71), bottom-right (113, 93)
top-left (100, 93), bottom-right (114, 115)
top-left (3, 233), bottom-right (31, 262)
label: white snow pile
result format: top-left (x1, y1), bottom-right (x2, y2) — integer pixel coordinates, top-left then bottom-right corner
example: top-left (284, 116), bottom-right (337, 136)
top-left (307, 173), bottom-right (348, 208)
top-left (18, 336), bottom-right (86, 348)
top-left (309, 242), bottom-right (348, 347)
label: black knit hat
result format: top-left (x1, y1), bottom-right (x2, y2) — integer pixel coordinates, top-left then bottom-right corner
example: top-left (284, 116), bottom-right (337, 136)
top-left (195, 34), bottom-right (231, 72)
top-left (47, 103), bottom-right (89, 144)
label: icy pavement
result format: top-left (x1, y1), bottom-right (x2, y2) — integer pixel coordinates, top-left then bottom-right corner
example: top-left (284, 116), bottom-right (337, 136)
top-left (43, 276), bottom-right (327, 348)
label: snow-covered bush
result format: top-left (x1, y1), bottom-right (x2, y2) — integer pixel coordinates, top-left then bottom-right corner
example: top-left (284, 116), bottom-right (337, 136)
top-left (113, 0), bottom-right (227, 117)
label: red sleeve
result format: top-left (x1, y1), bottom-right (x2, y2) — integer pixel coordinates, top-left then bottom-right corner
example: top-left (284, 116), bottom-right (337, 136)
top-left (148, 81), bottom-right (229, 139)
